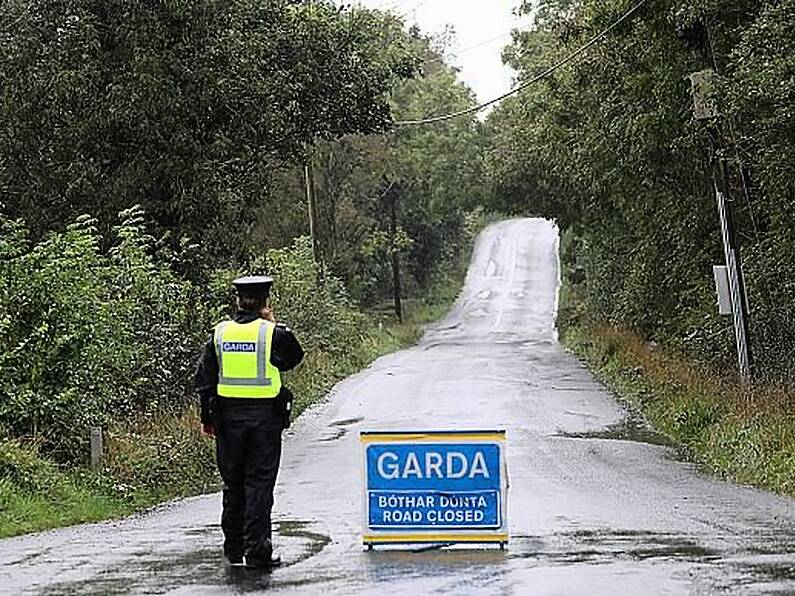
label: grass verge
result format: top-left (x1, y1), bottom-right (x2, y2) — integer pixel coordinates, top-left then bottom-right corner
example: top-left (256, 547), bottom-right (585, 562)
top-left (0, 267), bottom-right (467, 539)
top-left (562, 323), bottom-right (795, 496)
top-left (0, 440), bottom-right (130, 537)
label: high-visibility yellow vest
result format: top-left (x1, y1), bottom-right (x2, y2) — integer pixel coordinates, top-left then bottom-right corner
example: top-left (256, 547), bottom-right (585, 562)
top-left (214, 319), bottom-right (282, 398)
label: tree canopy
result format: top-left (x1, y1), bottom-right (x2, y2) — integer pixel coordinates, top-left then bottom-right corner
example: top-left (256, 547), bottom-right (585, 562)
top-left (0, 0), bottom-right (416, 258)
top-left (0, 2), bottom-right (489, 466)
top-left (487, 0), bottom-right (795, 379)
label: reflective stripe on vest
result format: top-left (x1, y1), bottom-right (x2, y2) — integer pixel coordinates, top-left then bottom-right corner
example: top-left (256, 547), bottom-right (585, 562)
top-left (214, 319), bottom-right (282, 398)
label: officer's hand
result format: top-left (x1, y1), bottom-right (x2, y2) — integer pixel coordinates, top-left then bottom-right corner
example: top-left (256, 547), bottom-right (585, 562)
top-left (261, 307), bottom-right (276, 323)
top-left (202, 424), bottom-right (216, 438)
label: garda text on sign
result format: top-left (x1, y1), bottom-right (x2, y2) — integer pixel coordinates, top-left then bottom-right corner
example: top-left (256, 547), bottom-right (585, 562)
top-left (361, 431), bottom-right (508, 547)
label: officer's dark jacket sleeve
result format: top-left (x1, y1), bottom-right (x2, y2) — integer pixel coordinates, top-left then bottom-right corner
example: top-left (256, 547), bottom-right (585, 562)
top-left (271, 323), bottom-right (304, 371)
top-left (195, 334), bottom-right (218, 426)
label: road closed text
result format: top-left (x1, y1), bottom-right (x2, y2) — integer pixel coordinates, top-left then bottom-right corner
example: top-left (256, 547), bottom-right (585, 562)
top-left (369, 490), bottom-right (500, 528)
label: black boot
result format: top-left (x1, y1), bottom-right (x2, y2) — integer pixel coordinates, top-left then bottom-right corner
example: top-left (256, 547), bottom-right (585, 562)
top-left (244, 539), bottom-right (281, 569)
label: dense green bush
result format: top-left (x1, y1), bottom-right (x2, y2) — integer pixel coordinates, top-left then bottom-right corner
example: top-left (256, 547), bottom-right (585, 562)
top-left (0, 219), bottom-right (475, 536)
top-left (0, 207), bottom-right (206, 463)
top-left (263, 236), bottom-right (366, 361)
top-left (0, 206), bottom-right (380, 466)
top-left (0, 438), bottom-right (60, 494)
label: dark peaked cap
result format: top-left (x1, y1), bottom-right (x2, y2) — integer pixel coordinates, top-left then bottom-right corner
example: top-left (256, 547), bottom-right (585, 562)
top-left (233, 276), bottom-right (274, 298)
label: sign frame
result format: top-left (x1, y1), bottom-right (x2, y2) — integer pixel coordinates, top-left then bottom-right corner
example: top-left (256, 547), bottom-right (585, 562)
top-left (360, 430), bottom-right (509, 548)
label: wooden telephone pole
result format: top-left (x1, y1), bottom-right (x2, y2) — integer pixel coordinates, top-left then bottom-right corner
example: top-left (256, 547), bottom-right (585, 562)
top-left (389, 185), bottom-right (403, 323)
top-left (304, 160), bottom-right (322, 269)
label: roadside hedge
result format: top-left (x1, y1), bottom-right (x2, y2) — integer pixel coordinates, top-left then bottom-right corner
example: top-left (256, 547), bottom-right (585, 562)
top-left (0, 208), bottom-right (367, 468)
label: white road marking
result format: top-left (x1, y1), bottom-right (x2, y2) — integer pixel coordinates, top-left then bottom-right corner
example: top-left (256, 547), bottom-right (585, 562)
top-left (493, 231), bottom-right (519, 331)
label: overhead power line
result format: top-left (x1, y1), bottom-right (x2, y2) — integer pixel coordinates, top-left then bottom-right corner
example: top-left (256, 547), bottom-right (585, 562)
top-left (399, 0), bottom-right (427, 18)
top-left (395, 0), bottom-right (648, 126)
top-left (423, 30), bottom-right (514, 68)
top-left (452, 31), bottom-right (513, 54)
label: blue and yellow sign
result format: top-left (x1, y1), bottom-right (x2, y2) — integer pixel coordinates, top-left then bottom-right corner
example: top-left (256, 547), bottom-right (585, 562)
top-left (361, 431), bottom-right (508, 547)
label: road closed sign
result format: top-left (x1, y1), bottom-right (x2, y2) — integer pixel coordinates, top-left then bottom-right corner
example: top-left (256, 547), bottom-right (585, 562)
top-left (361, 430), bottom-right (508, 547)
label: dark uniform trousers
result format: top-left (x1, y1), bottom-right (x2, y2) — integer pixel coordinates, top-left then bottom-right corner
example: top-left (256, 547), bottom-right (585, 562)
top-left (215, 407), bottom-right (283, 562)
top-left (195, 310), bottom-right (303, 563)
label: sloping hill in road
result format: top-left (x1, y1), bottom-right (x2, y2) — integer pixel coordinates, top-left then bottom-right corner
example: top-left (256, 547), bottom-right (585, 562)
top-left (1, 219), bottom-right (794, 594)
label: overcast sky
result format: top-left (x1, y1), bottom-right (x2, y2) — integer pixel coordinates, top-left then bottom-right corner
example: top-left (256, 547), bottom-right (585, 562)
top-left (352, 1), bottom-right (533, 107)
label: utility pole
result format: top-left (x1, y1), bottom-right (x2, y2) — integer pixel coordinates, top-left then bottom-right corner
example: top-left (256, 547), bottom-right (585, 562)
top-left (680, 18), bottom-right (753, 382)
top-left (387, 182), bottom-right (403, 323)
top-left (304, 159), bottom-right (322, 269)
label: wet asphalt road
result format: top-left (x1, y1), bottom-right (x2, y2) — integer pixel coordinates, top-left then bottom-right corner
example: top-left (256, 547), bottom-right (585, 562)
top-left (2, 218), bottom-right (795, 595)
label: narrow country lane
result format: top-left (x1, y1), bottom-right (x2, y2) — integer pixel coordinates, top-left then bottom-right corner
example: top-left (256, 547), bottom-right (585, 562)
top-left (2, 219), bottom-right (794, 595)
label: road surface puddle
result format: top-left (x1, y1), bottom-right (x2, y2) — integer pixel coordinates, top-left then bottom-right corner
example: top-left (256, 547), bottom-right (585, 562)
top-left (274, 519), bottom-right (331, 564)
top-left (183, 523), bottom-right (221, 536)
top-left (330, 416), bottom-right (364, 427)
top-left (316, 416), bottom-right (364, 442)
top-left (42, 545), bottom-right (224, 595)
top-left (507, 530), bottom-right (795, 593)
top-left (509, 529), bottom-right (720, 566)
top-left (316, 427), bottom-right (347, 442)
top-left (39, 520), bottom-right (330, 595)
top-left (555, 413), bottom-right (674, 449)
top-left (734, 556), bottom-right (795, 583)
top-left (365, 547), bottom-right (508, 585)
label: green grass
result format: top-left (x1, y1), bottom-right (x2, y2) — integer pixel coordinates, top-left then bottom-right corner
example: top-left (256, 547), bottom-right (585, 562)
top-left (0, 476), bottom-right (129, 538)
top-left (0, 440), bottom-right (131, 538)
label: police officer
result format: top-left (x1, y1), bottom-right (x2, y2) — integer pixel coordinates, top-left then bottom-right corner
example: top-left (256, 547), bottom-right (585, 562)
top-left (195, 276), bottom-right (303, 569)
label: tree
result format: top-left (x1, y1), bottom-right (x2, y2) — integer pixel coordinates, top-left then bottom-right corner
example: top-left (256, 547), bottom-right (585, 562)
top-left (257, 27), bottom-right (489, 306)
top-left (0, 0), bottom-right (416, 263)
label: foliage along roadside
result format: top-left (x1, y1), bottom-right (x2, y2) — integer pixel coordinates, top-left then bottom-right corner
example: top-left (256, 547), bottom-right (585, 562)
top-left (0, 209), bottom-right (484, 539)
top-left (489, 0), bottom-right (795, 498)
top-left (258, 30), bottom-right (490, 308)
top-left (0, 1), bottom-right (489, 314)
top-left (562, 323), bottom-right (795, 497)
top-left (488, 0), bottom-right (795, 382)
top-left (0, 1), bottom-right (417, 261)
top-left (0, 1), bottom-right (491, 538)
